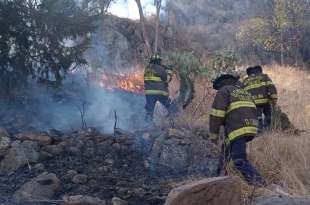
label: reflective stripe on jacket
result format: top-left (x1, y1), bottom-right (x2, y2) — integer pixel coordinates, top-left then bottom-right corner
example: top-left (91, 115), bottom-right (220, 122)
top-left (144, 63), bottom-right (169, 96)
top-left (243, 73), bottom-right (277, 105)
top-left (209, 83), bottom-right (258, 142)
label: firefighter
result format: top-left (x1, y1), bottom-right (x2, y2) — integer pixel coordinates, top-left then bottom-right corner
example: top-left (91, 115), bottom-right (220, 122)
top-left (243, 65), bottom-right (277, 129)
top-left (209, 72), bottom-right (265, 186)
top-left (144, 53), bottom-right (173, 121)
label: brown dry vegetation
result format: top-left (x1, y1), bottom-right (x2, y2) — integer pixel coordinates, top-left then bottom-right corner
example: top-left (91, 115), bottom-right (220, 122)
top-left (167, 65), bottom-right (310, 196)
top-left (248, 65), bottom-right (310, 196)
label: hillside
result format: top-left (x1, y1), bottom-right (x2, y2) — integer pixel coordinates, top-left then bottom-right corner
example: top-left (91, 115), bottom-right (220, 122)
top-left (1, 0), bottom-right (310, 204)
top-left (1, 65), bottom-right (309, 205)
top-left (248, 66), bottom-right (310, 195)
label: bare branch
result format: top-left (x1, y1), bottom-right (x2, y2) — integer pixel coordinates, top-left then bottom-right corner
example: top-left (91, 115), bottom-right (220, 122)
top-left (135, 0), bottom-right (151, 55)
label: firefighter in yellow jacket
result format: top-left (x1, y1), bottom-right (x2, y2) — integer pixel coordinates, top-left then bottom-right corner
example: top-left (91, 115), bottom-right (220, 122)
top-left (243, 65), bottom-right (277, 129)
top-left (210, 72), bottom-right (265, 186)
top-left (144, 54), bottom-right (173, 121)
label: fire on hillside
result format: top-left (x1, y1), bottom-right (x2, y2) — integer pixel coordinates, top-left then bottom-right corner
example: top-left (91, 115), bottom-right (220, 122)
top-left (98, 71), bottom-right (144, 94)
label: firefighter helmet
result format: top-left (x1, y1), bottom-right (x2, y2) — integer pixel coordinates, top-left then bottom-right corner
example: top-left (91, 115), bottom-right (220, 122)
top-left (149, 53), bottom-right (162, 63)
top-left (212, 72), bottom-right (240, 90)
top-left (246, 65), bottom-right (263, 75)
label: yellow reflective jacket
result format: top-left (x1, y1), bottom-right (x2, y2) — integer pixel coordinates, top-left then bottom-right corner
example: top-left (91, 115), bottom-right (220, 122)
top-left (144, 63), bottom-right (171, 96)
top-left (243, 73), bottom-right (277, 105)
top-left (209, 82), bottom-right (258, 142)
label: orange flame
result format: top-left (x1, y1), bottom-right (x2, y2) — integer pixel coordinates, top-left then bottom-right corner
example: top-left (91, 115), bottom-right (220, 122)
top-left (98, 71), bottom-right (144, 94)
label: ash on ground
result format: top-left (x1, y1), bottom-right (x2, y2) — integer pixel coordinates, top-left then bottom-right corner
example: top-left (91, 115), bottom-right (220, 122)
top-left (0, 127), bottom-right (219, 205)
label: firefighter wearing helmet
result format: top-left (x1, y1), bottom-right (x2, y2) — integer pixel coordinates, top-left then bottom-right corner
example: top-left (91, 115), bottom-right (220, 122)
top-left (144, 53), bottom-right (173, 121)
top-left (243, 65), bottom-right (278, 130)
top-left (209, 71), bottom-right (265, 186)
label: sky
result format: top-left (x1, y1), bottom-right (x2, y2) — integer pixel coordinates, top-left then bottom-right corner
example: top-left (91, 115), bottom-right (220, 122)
top-left (109, 0), bottom-right (165, 19)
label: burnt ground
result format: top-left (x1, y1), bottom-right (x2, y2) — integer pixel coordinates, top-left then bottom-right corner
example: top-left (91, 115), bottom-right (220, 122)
top-left (0, 128), bottom-right (191, 205)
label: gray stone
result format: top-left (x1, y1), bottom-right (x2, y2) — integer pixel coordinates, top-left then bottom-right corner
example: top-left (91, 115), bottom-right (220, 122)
top-left (0, 128), bottom-right (10, 138)
top-left (165, 177), bottom-right (241, 205)
top-left (0, 128), bottom-right (10, 157)
top-left (72, 174), bottom-right (88, 184)
top-left (149, 131), bottom-right (219, 176)
top-left (64, 170), bottom-right (78, 180)
top-left (0, 140), bottom-right (40, 173)
top-left (33, 163), bottom-right (45, 172)
top-left (111, 197), bottom-right (128, 205)
top-left (16, 132), bottom-right (52, 146)
top-left (61, 195), bottom-right (106, 205)
top-left (13, 172), bottom-right (60, 202)
top-left (253, 195), bottom-right (310, 205)
top-left (43, 144), bottom-right (64, 155)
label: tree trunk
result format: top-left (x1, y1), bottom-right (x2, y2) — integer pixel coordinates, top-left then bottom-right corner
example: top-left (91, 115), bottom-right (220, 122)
top-left (135, 0), bottom-right (151, 55)
top-left (280, 29), bottom-right (284, 65)
top-left (154, 0), bottom-right (162, 53)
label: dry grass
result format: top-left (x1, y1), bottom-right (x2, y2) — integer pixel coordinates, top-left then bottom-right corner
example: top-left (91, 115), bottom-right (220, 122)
top-left (162, 76), bottom-right (215, 130)
top-left (247, 65), bottom-right (310, 196)
top-left (166, 65), bottom-right (310, 196)
top-left (265, 65), bottom-right (310, 130)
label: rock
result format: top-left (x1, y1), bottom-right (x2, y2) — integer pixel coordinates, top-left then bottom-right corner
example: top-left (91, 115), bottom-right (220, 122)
top-left (187, 137), bottom-right (219, 175)
top-left (0, 128), bottom-right (10, 138)
top-left (33, 163), bottom-right (45, 172)
top-left (43, 144), bottom-right (64, 155)
top-left (149, 133), bottom-right (218, 176)
top-left (142, 132), bottom-right (151, 141)
top-left (111, 197), bottom-right (128, 205)
top-left (78, 128), bottom-right (98, 139)
top-left (253, 195), bottom-right (310, 205)
top-left (64, 170), bottom-right (78, 180)
top-left (0, 128), bottom-right (10, 157)
top-left (13, 172), bottom-right (60, 202)
top-left (16, 132), bottom-right (52, 146)
top-left (67, 146), bottom-right (80, 154)
top-left (149, 134), bottom-right (190, 176)
top-left (47, 129), bottom-right (63, 141)
top-left (168, 128), bottom-right (187, 139)
top-left (164, 177), bottom-right (241, 205)
top-left (62, 195), bottom-right (106, 205)
top-left (0, 140), bottom-right (40, 173)
top-left (144, 160), bottom-right (150, 169)
top-left (35, 135), bottom-right (52, 146)
top-left (72, 174), bottom-right (88, 184)
top-left (39, 150), bottom-right (54, 160)
top-left (98, 166), bottom-right (110, 173)
top-left (105, 159), bottom-right (114, 165)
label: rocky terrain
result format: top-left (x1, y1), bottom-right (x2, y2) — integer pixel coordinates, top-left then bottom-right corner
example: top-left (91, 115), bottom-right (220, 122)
top-left (0, 126), bottom-right (219, 205)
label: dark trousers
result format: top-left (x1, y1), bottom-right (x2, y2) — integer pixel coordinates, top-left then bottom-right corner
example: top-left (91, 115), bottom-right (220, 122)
top-left (218, 137), bottom-right (265, 186)
top-left (257, 103), bottom-right (272, 129)
top-left (145, 94), bottom-right (171, 120)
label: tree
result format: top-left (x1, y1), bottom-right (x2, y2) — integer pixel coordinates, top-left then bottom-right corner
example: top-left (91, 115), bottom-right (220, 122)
top-left (236, 0), bottom-right (310, 65)
top-left (82, 0), bottom-right (114, 16)
top-left (154, 0), bottom-right (162, 53)
top-left (167, 52), bottom-right (204, 108)
top-left (0, 0), bottom-right (97, 94)
top-left (134, 0), bottom-right (151, 54)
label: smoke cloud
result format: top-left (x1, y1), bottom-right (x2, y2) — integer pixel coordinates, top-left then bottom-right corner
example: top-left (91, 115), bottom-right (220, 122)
top-left (0, 22), bottom-right (149, 134)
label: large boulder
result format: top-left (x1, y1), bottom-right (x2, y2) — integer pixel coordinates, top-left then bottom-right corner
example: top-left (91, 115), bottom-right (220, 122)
top-left (13, 172), bottom-right (60, 202)
top-left (149, 129), bottom-right (219, 176)
top-left (165, 177), bottom-right (241, 205)
top-left (0, 140), bottom-right (40, 173)
top-left (253, 195), bottom-right (310, 205)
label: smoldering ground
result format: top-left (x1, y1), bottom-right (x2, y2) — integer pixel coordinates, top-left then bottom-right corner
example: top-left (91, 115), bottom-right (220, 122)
top-left (0, 70), bottom-right (148, 133)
